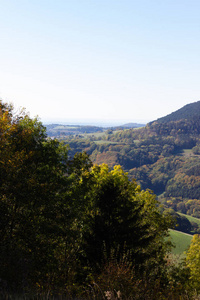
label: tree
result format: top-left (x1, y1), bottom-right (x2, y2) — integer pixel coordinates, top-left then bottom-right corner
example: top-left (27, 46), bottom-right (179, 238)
top-left (79, 164), bottom-right (170, 276)
top-left (0, 101), bottom-right (92, 293)
top-left (186, 234), bottom-right (200, 290)
top-left (0, 102), bottom-right (67, 290)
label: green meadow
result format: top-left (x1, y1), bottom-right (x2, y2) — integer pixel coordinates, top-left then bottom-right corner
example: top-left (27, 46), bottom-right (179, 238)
top-left (169, 229), bottom-right (193, 255)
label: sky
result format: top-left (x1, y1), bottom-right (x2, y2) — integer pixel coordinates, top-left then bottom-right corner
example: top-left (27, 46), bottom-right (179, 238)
top-left (0, 0), bottom-right (200, 125)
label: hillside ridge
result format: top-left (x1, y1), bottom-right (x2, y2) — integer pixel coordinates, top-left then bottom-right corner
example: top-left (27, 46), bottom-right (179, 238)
top-left (151, 100), bottom-right (200, 124)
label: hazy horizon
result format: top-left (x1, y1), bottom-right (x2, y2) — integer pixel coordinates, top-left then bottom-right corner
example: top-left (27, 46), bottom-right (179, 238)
top-left (42, 118), bottom-right (148, 127)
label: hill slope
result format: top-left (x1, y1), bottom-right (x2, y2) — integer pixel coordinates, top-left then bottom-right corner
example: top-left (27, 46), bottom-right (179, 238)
top-left (152, 100), bottom-right (200, 124)
top-left (53, 101), bottom-right (200, 222)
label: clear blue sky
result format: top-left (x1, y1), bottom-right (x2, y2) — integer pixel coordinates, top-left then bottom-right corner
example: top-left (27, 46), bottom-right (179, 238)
top-left (0, 0), bottom-right (200, 125)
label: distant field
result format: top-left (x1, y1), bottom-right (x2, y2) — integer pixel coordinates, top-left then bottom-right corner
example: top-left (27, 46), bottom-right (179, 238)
top-left (180, 149), bottom-right (200, 157)
top-left (182, 149), bottom-right (194, 157)
top-left (169, 229), bottom-right (193, 255)
top-left (85, 131), bottom-right (106, 137)
top-left (94, 141), bottom-right (120, 145)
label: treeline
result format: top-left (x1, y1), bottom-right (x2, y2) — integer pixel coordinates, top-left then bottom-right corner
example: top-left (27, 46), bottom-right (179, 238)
top-left (153, 100), bottom-right (200, 124)
top-left (2, 101), bottom-right (200, 299)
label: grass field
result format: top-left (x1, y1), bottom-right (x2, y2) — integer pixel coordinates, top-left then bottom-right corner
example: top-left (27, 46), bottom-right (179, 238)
top-left (94, 140), bottom-right (120, 145)
top-left (85, 131), bottom-right (106, 137)
top-left (169, 229), bottom-right (193, 255)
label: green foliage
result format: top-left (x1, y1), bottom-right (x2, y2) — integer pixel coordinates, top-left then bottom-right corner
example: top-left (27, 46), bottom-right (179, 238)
top-left (0, 102), bottom-right (71, 292)
top-left (0, 101), bottom-right (92, 294)
top-left (0, 102), bottom-right (164, 294)
top-left (61, 114), bottom-right (200, 213)
top-left (76, 164), bottom-right (171, 279)
top-left (160, 196), bottom-right (200, 218)
top-left (2, 100), bottom-right (200, 298)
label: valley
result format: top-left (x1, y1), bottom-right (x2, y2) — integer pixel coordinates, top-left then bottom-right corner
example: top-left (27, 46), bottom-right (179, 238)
top-left (46, 101), bottom-right (200, 238)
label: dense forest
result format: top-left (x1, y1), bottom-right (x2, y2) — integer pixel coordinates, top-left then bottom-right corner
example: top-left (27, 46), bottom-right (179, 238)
top-left (57, 102), bottom-right (200, 230)
top-left (2, 100), bottom-right (200, 299)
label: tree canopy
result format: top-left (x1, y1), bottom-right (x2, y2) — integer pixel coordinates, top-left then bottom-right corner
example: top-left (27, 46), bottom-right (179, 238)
top-left (0, 100), bottom-right (173, 298)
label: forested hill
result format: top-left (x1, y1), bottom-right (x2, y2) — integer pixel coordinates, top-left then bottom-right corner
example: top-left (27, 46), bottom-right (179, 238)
top-left (150, 100), bottom-right (200, 124)
top-left (147, 101), bottom-right (200, 135)
top-left (56, 101), bottom-right (200, 223)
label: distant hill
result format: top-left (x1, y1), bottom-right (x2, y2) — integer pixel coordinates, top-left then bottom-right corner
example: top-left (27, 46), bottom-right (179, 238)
top-left (151, 101), bottom-right (200, 124)
top-left (45, 122), bottom-right (145, 137)
top-left (45, 124), bottom-right (104, 137)
top-left (118, 123), bottom-right (145, 128)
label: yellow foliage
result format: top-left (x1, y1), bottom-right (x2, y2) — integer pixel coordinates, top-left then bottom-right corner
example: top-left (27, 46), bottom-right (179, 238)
top-left (186, 234), bottom-right (200, 290)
